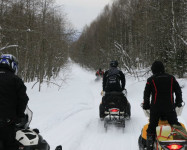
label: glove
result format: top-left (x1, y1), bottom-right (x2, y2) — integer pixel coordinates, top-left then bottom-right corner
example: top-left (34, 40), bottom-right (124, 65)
top-left (175, 102), bottom-right (182, 108)
top-left (143, 103), bottom-right (150, 110)
top-left (122, 89), bottom-right (127, 96)
top-left (101, 90), bottom-right (105, 96)
top-left (15, 115), bottom-right (28, 128)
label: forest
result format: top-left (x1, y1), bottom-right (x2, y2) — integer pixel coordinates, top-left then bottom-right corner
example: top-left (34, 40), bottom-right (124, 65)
top-left (71, 0), bottom-right (187, 78)
top-left (1, 0), bottom-right (187, 88)
top-left (0, 0), bottom-right (74, 90)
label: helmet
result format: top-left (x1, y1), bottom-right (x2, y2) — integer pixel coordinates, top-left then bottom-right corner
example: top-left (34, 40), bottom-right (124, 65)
top-left (0, 54), bottom-right (18, 74)
top-left (110, 60), bottom-right (118, 68)
top-left (151, 61), bottom-right (165, 74)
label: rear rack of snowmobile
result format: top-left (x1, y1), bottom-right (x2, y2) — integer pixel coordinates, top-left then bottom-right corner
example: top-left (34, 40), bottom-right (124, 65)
top-left (104, 108), bottom-right (126, 130)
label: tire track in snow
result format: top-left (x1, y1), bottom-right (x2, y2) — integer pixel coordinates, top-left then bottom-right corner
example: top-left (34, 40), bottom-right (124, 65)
top-left (67, 74), bottom-right (144, 150)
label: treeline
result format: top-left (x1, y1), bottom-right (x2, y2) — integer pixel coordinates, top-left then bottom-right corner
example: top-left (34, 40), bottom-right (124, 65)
top-left (0, 0), bottom-right (73, 89)
top-left (71, 0), bottom-right (187, 78)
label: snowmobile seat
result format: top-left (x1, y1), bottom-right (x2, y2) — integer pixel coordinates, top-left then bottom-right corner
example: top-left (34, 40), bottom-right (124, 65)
top-left (104, 92), bottom-right (127, 111)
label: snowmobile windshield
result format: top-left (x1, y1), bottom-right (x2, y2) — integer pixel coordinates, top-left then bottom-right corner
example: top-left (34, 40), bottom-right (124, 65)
top-left (24, 106), bottom-right (33, 129)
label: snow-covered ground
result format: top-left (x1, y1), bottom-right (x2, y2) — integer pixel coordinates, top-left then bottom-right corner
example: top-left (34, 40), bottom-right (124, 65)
top-left (25, 61), bottom-right (187, 150)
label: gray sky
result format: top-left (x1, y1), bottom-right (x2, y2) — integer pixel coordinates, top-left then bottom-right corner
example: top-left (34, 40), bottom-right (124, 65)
top-left (56, 0), bottom-right (113, 32)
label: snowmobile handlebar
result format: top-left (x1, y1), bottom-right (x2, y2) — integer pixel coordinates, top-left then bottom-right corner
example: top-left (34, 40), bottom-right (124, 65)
top-left (15, 114), bottom-right (29, 129)
top-left (101, 90), bottom-right (127, 97)
top-left (141, 102), bottom-right (185, 118)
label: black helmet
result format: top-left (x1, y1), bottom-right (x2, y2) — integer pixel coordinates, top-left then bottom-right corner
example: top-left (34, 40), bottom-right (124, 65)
top-left (151, 61), bottom-right (165, 74)
top-left (110, 60), bottom-right (118, 68)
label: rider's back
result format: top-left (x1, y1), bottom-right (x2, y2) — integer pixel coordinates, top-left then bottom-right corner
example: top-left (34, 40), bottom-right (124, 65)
top-left (145, 73), bottom-right (181, 112)
top-left (103, 68), bottom-right (125, 92)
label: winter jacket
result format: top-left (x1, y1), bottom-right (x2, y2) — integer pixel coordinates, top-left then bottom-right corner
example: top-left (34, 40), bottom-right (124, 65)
top-left (143, 73), bottom-right (182, 112)
top-left (103, 67), bottom-right (125, 92)
top-left (95, 70), bottom-right (104, 77)
top-left (0, 68), bottom-right (29, 121)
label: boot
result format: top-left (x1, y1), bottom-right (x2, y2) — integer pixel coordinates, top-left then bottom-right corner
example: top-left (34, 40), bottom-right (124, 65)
top-left (146, 135), bottom-right (155, 150)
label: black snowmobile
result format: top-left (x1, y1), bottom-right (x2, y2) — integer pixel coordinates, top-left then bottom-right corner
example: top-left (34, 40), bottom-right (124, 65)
top-left (101, 91), bottom-right (131, 130)
top-left (0, 106), bottom-right (62, 150)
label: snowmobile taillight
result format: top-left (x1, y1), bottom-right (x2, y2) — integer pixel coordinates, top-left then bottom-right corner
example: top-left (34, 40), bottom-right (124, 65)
top-left (110, 109), bottom-right (119, 112)
top-left (166, 144), bottom-right (183, 150)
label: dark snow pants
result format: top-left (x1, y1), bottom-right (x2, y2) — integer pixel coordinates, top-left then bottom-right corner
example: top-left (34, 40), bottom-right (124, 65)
top-left (147, 110), bottom-right (181, 136)
top-left (0, 123), bottom-right (18, 150)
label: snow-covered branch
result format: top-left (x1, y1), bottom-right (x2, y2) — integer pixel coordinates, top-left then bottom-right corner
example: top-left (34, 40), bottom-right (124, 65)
top-left (177, 34), bottom-right (187, 46)
top-left (0, 45), bottom-right (18, 51)
top-left (114, 41), bottom-right (131, 60)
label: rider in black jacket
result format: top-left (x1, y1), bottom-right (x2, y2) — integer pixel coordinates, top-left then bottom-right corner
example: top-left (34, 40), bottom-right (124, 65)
top-left (0, 54), bottom-right (29, 150)
top-left (100, 61), bottom-right (129, 118)
top-left (103, 61), bottom-right (125, 92)
top-left (143, 61), bottom-right (183, 150)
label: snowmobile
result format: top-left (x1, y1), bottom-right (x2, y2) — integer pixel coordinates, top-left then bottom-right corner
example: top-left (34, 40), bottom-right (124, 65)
top-left (95, 76), bottom-right (102, 82)
top-left (102, 91), bottom-right (131, 130)
top-left (138, 102), bottom-right (187, 150)
top-left (0, 106), bottom-right (62, 150)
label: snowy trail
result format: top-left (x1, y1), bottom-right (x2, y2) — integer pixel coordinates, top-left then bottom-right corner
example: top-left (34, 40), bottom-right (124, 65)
top-left (26, 62), bottom-right (187, 150)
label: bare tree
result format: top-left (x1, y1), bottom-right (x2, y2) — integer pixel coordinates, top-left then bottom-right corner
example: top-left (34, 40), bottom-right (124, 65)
top-left (71, 0), bottom-right (187, 77)
top-left (0, 0), bottom-right (74, 90)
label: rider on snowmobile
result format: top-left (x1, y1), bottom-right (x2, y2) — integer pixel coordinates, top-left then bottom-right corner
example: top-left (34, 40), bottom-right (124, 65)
top-left (95, 68), bottom-right (104, 78)
top-left (0, 54), bottom-right (29, 150)
top-left (142, 61), bottom-right (184, 150)
top-left (99, 60), bottom-right (130, 119)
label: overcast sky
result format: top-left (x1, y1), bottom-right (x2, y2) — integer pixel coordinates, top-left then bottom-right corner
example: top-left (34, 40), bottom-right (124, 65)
top-left (56, 0), bottom-right (113, 32)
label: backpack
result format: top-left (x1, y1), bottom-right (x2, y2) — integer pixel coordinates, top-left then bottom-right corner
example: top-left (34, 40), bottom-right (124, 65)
top-left (105, 68), bottom-right (121, 91)
top-left (172, 125), bottom-right (187, 140)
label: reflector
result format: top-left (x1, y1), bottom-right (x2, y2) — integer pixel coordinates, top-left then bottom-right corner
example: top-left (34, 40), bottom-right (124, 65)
top-left (166, 144), bottom-right (183, 150)
top-left (110, 109), bottom-right (119, 112)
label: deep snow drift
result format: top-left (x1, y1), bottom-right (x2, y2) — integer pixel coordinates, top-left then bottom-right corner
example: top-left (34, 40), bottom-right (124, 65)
top-left (25, 62), bottom-right (187, 150)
